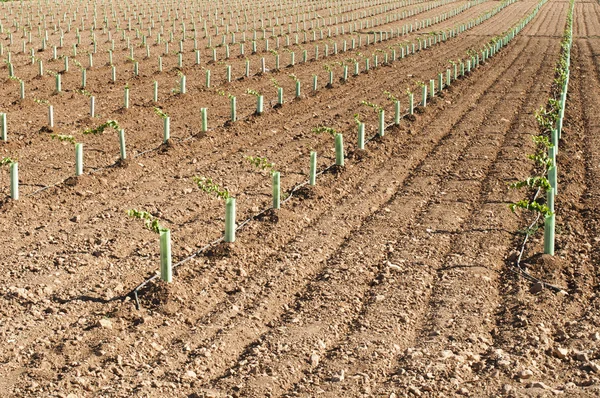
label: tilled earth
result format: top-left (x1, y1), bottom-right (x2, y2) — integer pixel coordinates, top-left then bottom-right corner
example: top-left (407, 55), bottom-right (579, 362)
top-left (1, 0), bottom-right (600, 397)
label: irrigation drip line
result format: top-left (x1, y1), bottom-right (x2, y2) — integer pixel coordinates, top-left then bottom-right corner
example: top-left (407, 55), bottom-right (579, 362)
top-left (510, 188), bottom-right (566, 292)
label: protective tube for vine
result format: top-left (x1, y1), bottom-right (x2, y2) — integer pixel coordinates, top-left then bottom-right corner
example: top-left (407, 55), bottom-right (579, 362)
top-left (153, 81), bottom-right (158, 102)
top-left (160, 229), bottom-right (172, 282)
top-left (119, 129), bottom-right (126, 160)
top-left (231, 96), bottom-right (237, 122)
top-left (124, 87), bottom-right (129, 109)
top-left (0, 113), bottom-right (6, 141)
top-left (358, 122), bottom-right (365, 150)
top-left (256, 95), bottom-right (264, 115)
top-left (295, 80), bottom-right (301, 98)
top-left (201, 108), bottom-right (208, 132)
top-left (277, 87), bottom-right (283, 105)
top-left (180, 75), bottom-right (186, 94)
top-left (272, 172), bottom-right (280, 209)
top-left (163, 117), bottom-right (170, 143)
top-left (409, 93), bottom-right (414, 115)
top-left (75, 143), bottom-right (83, 176)
top-left (548, 146), bottom-right (556, 194)
top-left (422, 85), bottom-right (427, 107)
top-left (90, 96), bottom-right (95, 117)
top-left (47, 105), bottom-right (54, 128)
top-left (544, 190), bottom-right (555, 256)
top-left (309, 152), bottom-right (317, 185)
top-left (10, 162), bottom-right (18, 200)
top-left (81, 68), bottom-right (86, 88)
top-left (313, 75), bottom-right (318, 92)
top-left (225, 197), bottom-right (236, 243)
top-left (378, 110), bottom-right (385, 137)
top-left (335, 133), bottom-right (344, 166)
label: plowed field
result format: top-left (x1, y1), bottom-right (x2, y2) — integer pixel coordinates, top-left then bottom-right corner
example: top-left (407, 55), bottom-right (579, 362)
top-left (1, 0), bottom-right (599, 396)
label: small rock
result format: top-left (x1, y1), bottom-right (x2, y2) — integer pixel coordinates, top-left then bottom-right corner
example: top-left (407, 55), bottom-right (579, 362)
top-left (465, 352), bottom-right (480, 361)
top-left (530, 282), bottom-right (544, 294)
top-left (70, 215), bottom-right (80, 223)
top-left (98, 319), bottom-right (113, 329)
top-left (457, 387), bottom-right (469, 395)
top-left (553, 347), bottom-right (569, 359)
top-left (591, 332), bottom-right (600, 341)
top-left (502, 384), bottom-right (513, 393)
top-left (573, 350), bottom-right (589, 362)
top-left (518, 369), bottom-right (534, 380)
top-left (184, 370), bottom-right (197, 379)
top-left (529, 381), bottom-right (550, 389)
top-left (331, 370), bottom-right (344, 382)
top-left (408, 386), bottom-right (422, 396)
top-left (586, 362), bottom-right (600, 373)
top-left (310, 353), bottom-right (320, 367)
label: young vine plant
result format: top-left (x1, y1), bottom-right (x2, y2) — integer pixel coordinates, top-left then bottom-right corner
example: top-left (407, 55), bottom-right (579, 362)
top-left (192, 176), bottom-right (230, 199)
top-left (126, 209), bottom-right (166, 233)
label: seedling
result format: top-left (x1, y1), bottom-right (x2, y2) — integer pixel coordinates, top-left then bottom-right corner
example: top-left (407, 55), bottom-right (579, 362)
top-left (362, 100), bottom-right (385, 136)
top-left (83, 120), bottom-right (120, 135)
top-left (51, 134), bottom-right (83, 175)
top-left (50, 134), bottom-right (76, 144)
top-left (171, 71), bottom-right (186, 94)
top-left (154, 107), bottom-right (170, 142)
top-left (247, 89), bottom-right (264, 114)
top-left (153, 107), bottom-right (168, 119)
top-left (2, 157), bottom-right (18, 200)
top-left (312, 126), bottom-right (337, 137)
top-left (126, 209), bottom-right (166, 233)
top-left (355, 113), bottom-right (365, 149)
top-left (0, 157), bottom-right (16, 166)
top-left (192, 176), bottom-right (230, 200)
top-left (509, 200), bottom-right (552, 218)
top-left (244, 155), bottom-right (276, 175)
top-left (246, 89), bottom-right (261, 97)
top-left (127, 209), bottom-right (172, 282)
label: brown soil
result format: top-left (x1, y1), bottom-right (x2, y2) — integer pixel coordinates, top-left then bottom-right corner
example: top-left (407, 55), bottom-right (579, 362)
top-left (1, 0), bottom-right (599, 397)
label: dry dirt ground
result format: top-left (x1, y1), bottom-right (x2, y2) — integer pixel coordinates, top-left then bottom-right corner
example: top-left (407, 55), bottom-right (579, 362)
top-left (1, 0), bottom-right (599, 397)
